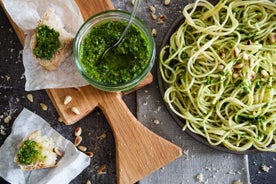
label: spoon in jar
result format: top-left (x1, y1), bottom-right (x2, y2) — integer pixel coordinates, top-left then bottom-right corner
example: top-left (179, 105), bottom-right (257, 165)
top-left (100, 0), bottom-right (141, 61)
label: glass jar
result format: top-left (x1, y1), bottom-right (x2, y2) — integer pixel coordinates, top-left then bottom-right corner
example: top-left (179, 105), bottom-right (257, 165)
top-left (73, 10), bottom-right (156, 92)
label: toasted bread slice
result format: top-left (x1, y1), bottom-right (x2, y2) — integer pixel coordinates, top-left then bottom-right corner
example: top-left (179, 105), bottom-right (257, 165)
top-left (30, 9), bottom-right (74, 71)
top-left (14, 130), bottom-right (58, 170)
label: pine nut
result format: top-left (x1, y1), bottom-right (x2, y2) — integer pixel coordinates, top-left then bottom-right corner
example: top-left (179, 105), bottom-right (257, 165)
top-left (85, 151), bottom-right (94, 157)
top-left (261, 70), bottom-right (269, 77)
top-left (164, 0), bottom-right (170, 6)
top-left (64, 96), bottom-right (72, 105)
top-left (26, 94), bottom-right (34, 102)
top-left (54, 147), bottom-right (64, 156)
top-left (71, 107), bottom-right (80, 115)
top-left (74, 136), bottom-right (82, 146)
top-left (233, 63), bottom-right (244, 69)
top-left (75, 127), bottom-right (82, 136)
top-left (40, 103), bottom-right (48, 111)
top-left (78, 145), bottom-right (87, 152)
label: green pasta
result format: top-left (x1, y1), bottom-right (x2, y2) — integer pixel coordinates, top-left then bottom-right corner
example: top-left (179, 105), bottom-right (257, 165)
top-left (160, 0), bottom-right (276, 152)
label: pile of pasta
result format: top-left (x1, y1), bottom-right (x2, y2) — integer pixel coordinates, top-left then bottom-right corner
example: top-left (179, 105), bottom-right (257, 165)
top-left (160, 0), bottom-right (276, 151)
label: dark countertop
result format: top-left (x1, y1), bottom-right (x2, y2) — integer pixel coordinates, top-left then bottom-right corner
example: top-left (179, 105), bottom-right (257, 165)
top-left (1, 1), bottom-right (276, 184)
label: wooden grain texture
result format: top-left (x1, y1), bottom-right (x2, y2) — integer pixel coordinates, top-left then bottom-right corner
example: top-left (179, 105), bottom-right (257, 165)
top-left (88, 87), bottom-right (182, 184)
top-left (1, 0), bottom-right (182, 183)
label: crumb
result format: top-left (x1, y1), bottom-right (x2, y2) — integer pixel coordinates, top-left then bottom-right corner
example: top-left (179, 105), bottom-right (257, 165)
top-left (196, 173), bottom-right (204, 182)
top-left (261, 164), bottom-right (272, 172)
top-left (153, 119), bottom-right (160, 125)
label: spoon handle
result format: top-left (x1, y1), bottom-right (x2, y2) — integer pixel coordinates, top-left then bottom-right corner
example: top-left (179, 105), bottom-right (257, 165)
top-left (111, 0), bottom-right (141, 48)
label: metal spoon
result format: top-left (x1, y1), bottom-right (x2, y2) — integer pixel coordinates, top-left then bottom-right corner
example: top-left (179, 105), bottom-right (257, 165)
top-left (100, 0), bottom-right (141, 61)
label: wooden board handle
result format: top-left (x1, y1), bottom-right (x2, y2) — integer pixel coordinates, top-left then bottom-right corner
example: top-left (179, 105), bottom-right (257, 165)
top-left (94, 90), bottom-right (182, 184)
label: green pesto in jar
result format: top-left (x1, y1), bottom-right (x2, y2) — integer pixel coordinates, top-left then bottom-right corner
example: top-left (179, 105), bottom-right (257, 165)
top-left (17, 140), bottom-right (45, 165)
top-left (79, 21), bottom-right (150, 85)
top-left (33, 24), bottom-right (60, 60)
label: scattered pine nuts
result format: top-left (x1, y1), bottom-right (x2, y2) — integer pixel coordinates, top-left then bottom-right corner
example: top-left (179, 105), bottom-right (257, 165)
top-left (151, 13), bottom-right (157, 20)
top-left (261, 69), bottom-right (269, 77)
top-left (74, 136), bottom-right (82, 146)
top-left (217, 64), bottom-right (224, 70)
top-left (71, 107), bottom-right (80, 115)
top-left (75, 127), bottom-right (82, 136)
top-left (233, 63), bottom-right (244, 69)
top-left (58, 116), bottom-right (63, 123)
top-left (164, 0), bottom-right (171, 6)
top-left (54, 147), bottom-right (64, 156)
top-left (26, 94), bottom-right (33, 103)
top-left (85, 151), bottom-right (94, 157)
top-left (40, 103), bottom-right (48, 111)
top-left (78, 145), bottom-right (88, 152)
top-left (64, 96), bottom-right (72, 105)
top-left (152, 28), bottom-right (157, 36)
top-left (149, 6), bottom-right (156, 14)
top-left (269, 33), bottom-right (276, 43)
top-left (233, 73), bottom-right (239, 79)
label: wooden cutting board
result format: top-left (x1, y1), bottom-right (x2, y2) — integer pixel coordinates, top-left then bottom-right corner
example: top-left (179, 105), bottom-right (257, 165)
top-left (1, 0), bottom-right (182, 183)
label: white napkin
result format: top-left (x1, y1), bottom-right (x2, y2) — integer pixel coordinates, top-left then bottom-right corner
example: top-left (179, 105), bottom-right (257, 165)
top-left (0, 108), bottom-right (90, 184)
top-left (2, 0), bottom-right (88, 91)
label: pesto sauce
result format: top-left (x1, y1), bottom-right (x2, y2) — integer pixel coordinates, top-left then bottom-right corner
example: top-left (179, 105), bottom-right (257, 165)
top-left (17, 140), bottom-right (44, 165)
top-left (33, 25), bottom-right (60, 60)
top-left (80, 21), bottom-right (150, 85)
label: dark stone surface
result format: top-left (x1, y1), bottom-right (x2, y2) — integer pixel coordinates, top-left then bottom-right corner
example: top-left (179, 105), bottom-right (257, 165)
top-left (1, 1), bottom-right (276, 184)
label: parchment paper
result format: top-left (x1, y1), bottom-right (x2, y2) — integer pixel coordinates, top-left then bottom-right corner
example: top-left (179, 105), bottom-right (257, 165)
top-left (2, 0), bottom-right (88, 91)
top-left (0, 108), bottom-right (90, 184)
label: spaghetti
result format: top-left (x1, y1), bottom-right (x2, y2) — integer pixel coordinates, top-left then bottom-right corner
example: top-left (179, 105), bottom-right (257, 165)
top-left (160, 0), bottom-right (276, 151)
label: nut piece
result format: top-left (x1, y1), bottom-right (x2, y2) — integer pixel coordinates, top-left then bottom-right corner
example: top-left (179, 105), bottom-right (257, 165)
top-left (233, 63), bottom-right (244, 69)
top-left (152, 28), bottom-right (157, 36)
top-left (54, 147), bottom-right (64, 156)
top-left (86, 180), bottom-right (92, 184)
top-left (269, 32), bottom-right (276, 43)
top-left (40, 103), bottom-right (48, 111)
top-left (78, 145), bottom-right (87, 152)
top-left (261, 69), bottom-right (269, 78)
top-left (75, 127), bottom-right (82, 136)
top-left (74, 136), bottom-right (82, 146)
top-left (97, 165), bottom-right (107, 174)
top-left (26, 94), bottom-right (34, 102)
top-left (71, 107), bottom-right (80, 115)
top-left (64, 96), bottom-right (72, 105)
top-left (164, 0), bottom-right (171, 5)
top-left (85, 151), bottom-right (94, 157)
top-left (149, 6), bottom-right (156, 14)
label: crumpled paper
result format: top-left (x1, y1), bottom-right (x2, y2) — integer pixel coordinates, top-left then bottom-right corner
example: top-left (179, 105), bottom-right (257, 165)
top-left (0, 108), bottom-right (90, 184)
top-left (2, 0), bottom-right (88, 91)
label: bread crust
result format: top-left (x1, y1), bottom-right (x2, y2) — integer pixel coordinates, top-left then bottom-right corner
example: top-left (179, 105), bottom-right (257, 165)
top-left (30, 9), bottom-right (74, 71)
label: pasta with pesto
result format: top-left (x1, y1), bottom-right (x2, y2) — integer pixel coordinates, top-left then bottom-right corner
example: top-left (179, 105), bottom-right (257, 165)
top-left (159, 0), bottom-right (276, 151)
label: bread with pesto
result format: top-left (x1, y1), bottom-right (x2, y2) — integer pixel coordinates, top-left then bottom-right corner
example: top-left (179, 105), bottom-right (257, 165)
top-left (30, 9), bottom-right (74, 71)
top-left (14, 130), bottom-right (59, 170)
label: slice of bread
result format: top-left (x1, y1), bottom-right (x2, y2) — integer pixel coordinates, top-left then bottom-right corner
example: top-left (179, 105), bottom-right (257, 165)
top-left (14, 130), bottom-right (58, 170)
top-left (30, 9), bottom-right (74, 71)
